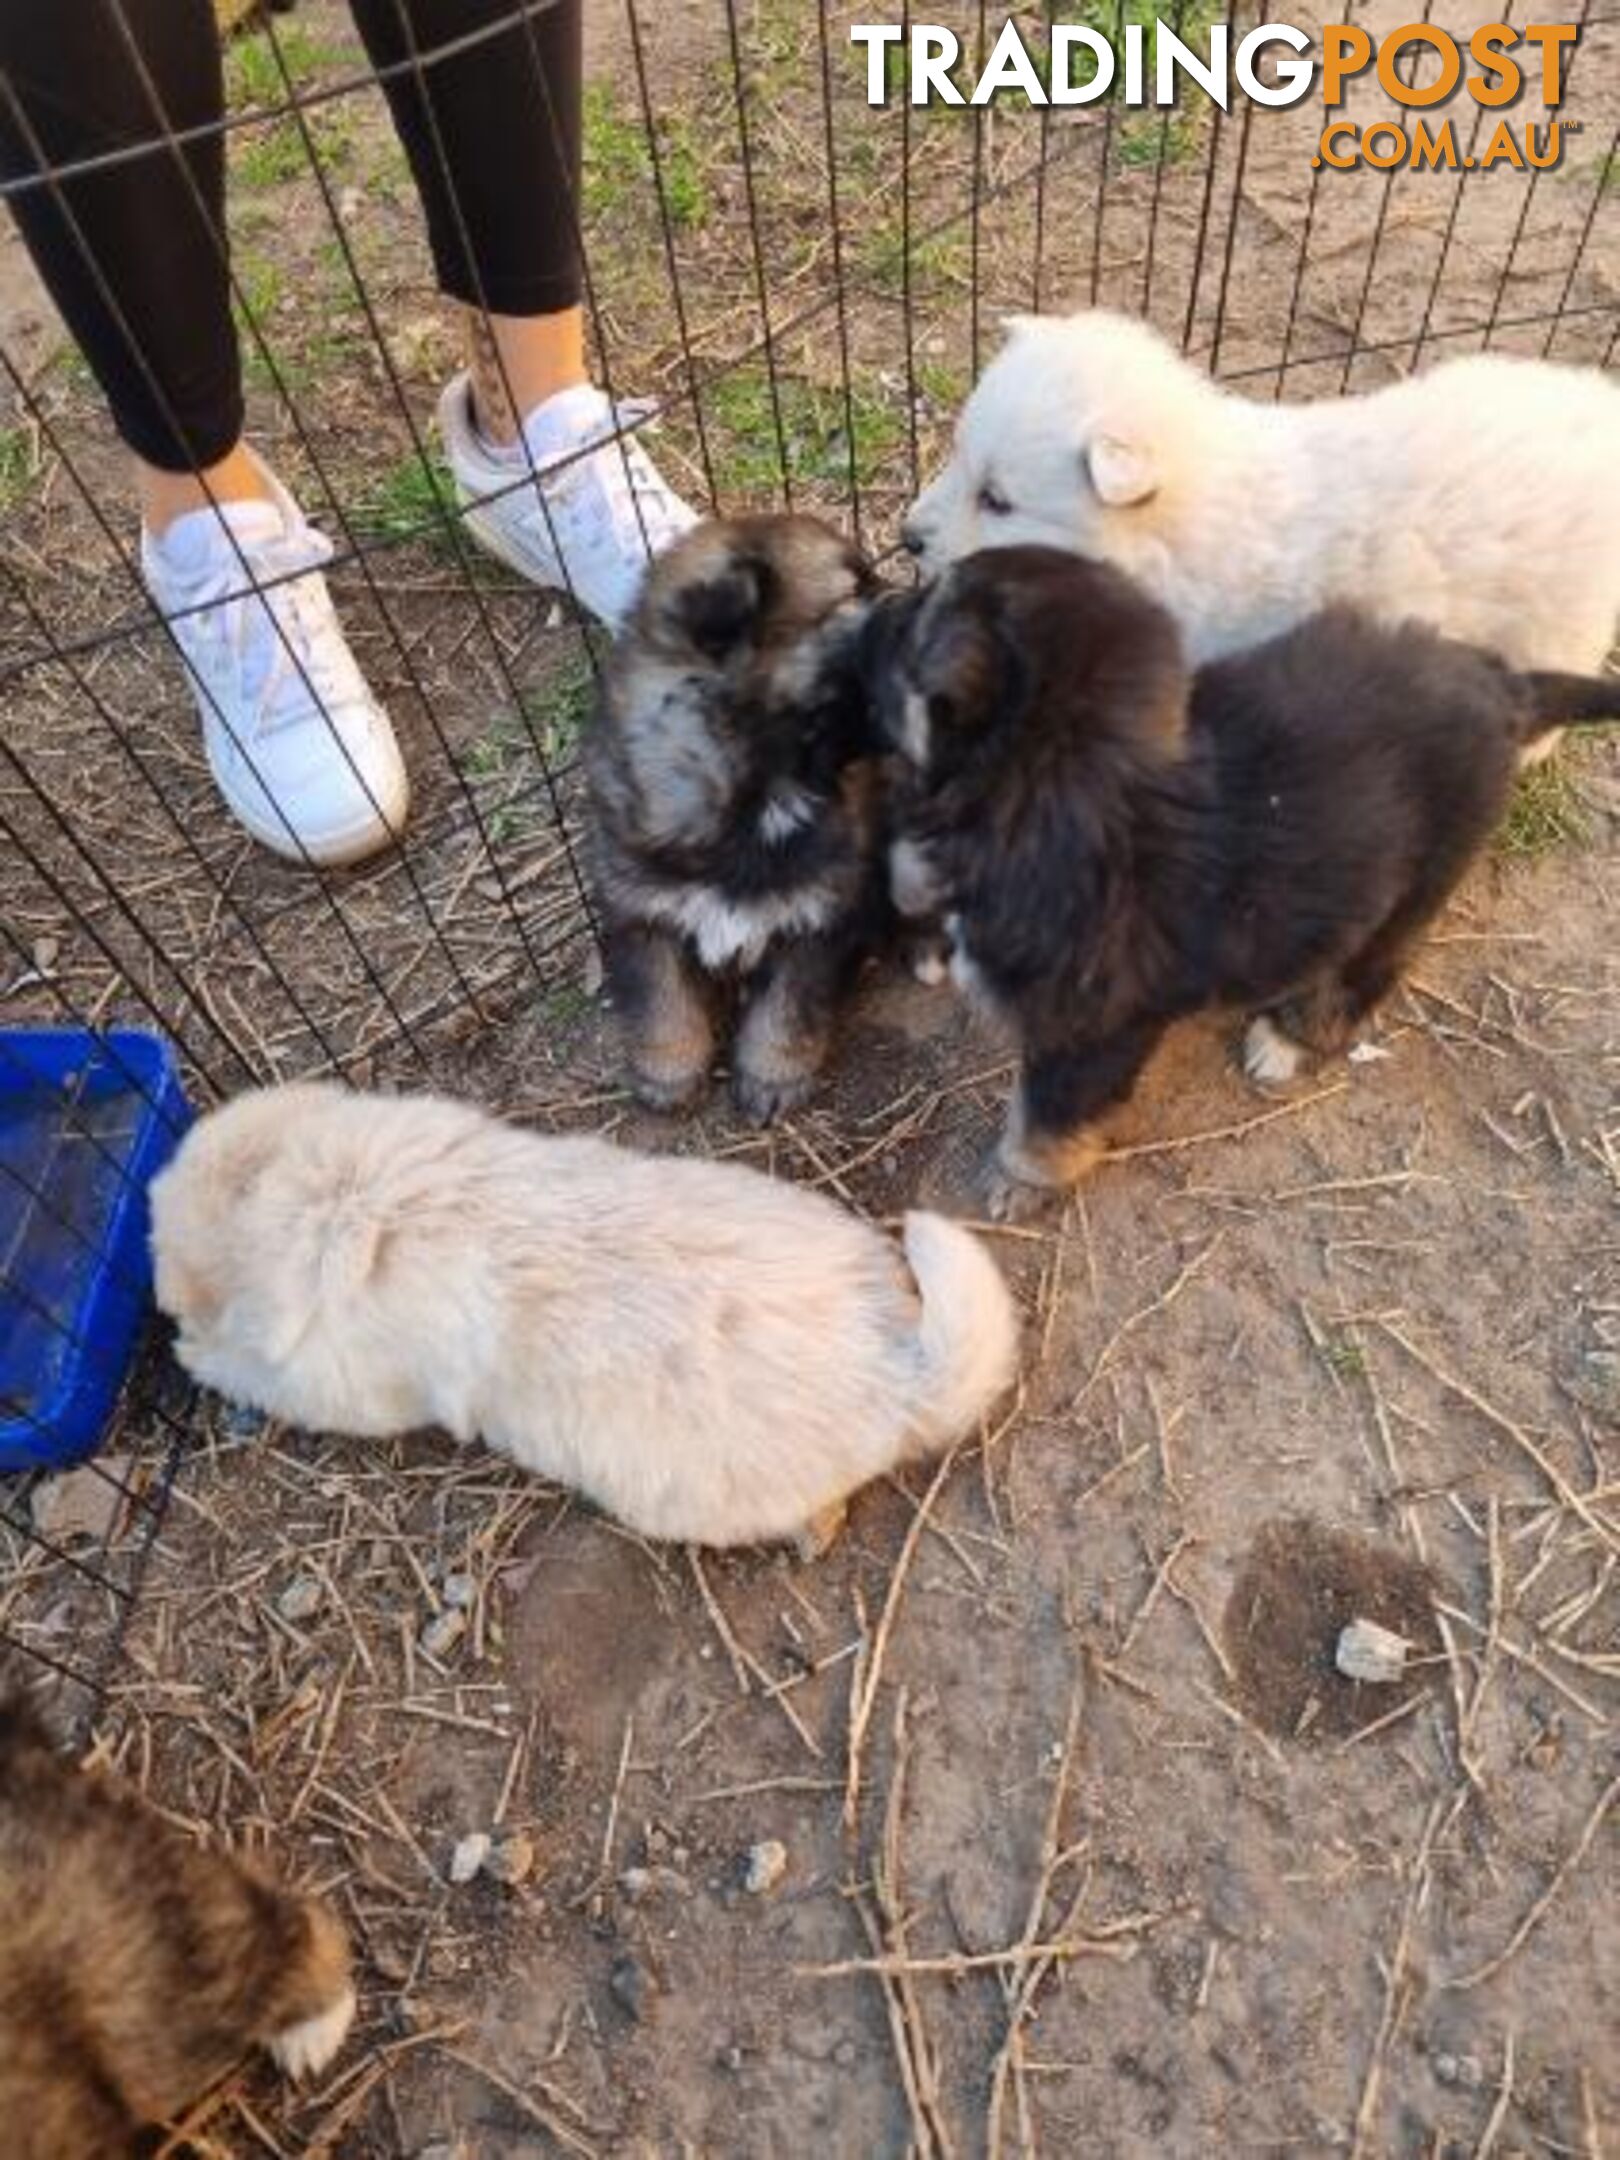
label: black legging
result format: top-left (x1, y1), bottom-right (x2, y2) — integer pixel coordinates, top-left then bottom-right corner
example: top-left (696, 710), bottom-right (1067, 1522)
top-left (0, 0), bottom-right (582, 472)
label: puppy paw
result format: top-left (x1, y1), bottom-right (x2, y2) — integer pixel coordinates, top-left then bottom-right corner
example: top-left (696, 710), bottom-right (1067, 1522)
top-left (1241, 1014), bottom-right (1307, 1092)
top-left (629, 1063), bottom-right (710, 1115)
top-left (794, 1498), bottom-right (848, 1562)
top-left (732, 1066), bottom-right (817, 1128)
top-left (267, 1985), bottom-right (355, 2083)
top-left (983, 1158), bottom-right (1066, 1226)
top-left (906, 932), bottom-right (953, 988)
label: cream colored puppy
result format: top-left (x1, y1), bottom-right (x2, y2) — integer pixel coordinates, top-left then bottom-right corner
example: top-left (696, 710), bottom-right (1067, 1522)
top-left (149, 1084), bottom-right (1019, 1550)
top-left (904, 310), bottom-right (1620, 680)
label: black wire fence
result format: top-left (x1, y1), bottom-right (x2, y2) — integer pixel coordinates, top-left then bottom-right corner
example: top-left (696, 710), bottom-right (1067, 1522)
top-left (0, 0), bottom-right (1615, 1717)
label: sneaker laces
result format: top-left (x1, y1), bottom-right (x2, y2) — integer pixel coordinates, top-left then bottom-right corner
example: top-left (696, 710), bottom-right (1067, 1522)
top-left (172, 521), bottom-right (358, 741)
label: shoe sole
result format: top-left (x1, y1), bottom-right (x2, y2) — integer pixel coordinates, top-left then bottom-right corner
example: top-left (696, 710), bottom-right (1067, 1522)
top-left (206, 746), bottom-right (412, 868)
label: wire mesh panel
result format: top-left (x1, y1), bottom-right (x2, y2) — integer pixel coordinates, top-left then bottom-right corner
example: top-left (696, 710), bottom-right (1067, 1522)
top-left (0, 1), bottom-right (1615, 1694)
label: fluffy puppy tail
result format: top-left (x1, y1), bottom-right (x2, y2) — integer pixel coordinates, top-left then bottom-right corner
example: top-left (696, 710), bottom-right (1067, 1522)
top-left (1519, 670), bottom-right (1620, 744)
top-left (900, 1211), bottom-right (1020, 1451)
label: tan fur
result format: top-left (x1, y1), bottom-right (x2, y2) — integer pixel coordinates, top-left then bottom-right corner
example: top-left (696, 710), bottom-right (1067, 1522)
top-left (991, 1089), bottom-right (1107, 1219)
top-left (0, 1695), bottom-right (352, 2156)
top-left (149, 1083), bottom-right (1021, 1550)
top-left (622, 931), bottom-right (717, 1111)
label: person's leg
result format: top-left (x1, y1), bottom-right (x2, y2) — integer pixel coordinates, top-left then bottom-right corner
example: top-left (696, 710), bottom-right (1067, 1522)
top-left (0, 0), bottom-right (274, 528)
top-left (0, 0), bottom-right (407, 862)
top-left (349, 0), bottom-right (697, 626)
top-left (346, 0), bottom-right (585, 433)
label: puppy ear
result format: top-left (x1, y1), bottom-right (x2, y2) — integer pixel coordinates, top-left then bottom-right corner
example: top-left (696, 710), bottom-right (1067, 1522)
top-left (919, 611), bottom-right (1006, 741)
top-left (997, 311), bottom-right (1042, 346)
top-left (253, 1203), bottom-right (387, 1366)
top-left (1085, 432), bottom-right (1159, 509)
top-left (677, 553), bottom-right (774, 661)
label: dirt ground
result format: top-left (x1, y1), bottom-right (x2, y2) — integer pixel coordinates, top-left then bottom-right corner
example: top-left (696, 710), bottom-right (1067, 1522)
top-left (1, 3), bottom-right (1617, 2155)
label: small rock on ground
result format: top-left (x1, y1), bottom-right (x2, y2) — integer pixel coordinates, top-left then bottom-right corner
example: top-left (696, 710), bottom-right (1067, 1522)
top-left (744, 1838), bottom-right (788, 1894)
top-left (448, 1832), bottom-right (490, 1885)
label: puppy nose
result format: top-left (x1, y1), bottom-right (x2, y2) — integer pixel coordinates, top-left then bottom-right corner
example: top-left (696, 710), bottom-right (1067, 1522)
top-left (900, 522), bottom-right (924, 558)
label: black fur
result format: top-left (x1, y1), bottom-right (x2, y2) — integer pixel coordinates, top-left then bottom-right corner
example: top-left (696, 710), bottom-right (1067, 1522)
top-left (585, 515), bottom-right (890, 1124)
top-left (864, 545), bottom-right (1616, 1207)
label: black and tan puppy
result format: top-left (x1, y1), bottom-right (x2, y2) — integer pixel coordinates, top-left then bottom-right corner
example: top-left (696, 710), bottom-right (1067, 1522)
top-left (864, 545), bottom-right (1617, 1217)
top-left (0, 1689), bottom-right (353, 2155)
top-left (586, 514), bottom-right (888, 1124)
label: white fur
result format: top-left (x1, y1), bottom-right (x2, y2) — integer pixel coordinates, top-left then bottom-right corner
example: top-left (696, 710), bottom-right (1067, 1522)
top-left (757, 787), bottom-right (817, 845)
top-left (149, 1086), bottom-right (1020, 1550)
top-left (900, 689), bottom-right (932, 766)
top-left (1242, 1014), bottom-right (1305, 1090)
top-left (635, 878), bottom-right (836, 971)
top-left (267, 1985), bottom-right (355, 2081)
top-left (889, 835), bottom-right (942, 920)
top-left (907, 310), bottom-right (1620, 674)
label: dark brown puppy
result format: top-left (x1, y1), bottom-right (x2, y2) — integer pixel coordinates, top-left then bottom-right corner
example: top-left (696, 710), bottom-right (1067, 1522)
top-left (586, 514), bottom-right (888, 1125)
top-left (0, 1690), bottom-right (354, 2156)
top-left (863, 545), bottom-right (1617, 1216)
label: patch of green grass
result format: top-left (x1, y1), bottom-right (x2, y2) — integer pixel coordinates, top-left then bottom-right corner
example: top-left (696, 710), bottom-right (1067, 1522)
top-left (582, 83), bottom-right (713, 231)
top-left (465, 654), bottom-right (598, 842)
top-left (232, 105), bottom-right (355, 191)
top-left (1322, 1331), bottom-right (1367, 1380)
top-left (520, 651), bottom-right (597, 766)
top-left (540, 982), bottom-right (592, 1030)
top-left (744, 0), bottom-right (815, 96)
top-left (0, 427), bottom-right (37, 510)
top-left (50, 342), bottom-right (96, 393)
top-left (1115, 110), bottom-right (1203, 169)
top-left (581, 83), bottom-right (644, 217)
top-left (366, 137), bottom-right (414, 201)
top-left (315, 237), bottom-right (366, 311)
top-left (231, 249), bottom-right (290, 388)
top-left (707, 368), bottom-right (904, 496)
top-left (660, 117), bottom-right (713, 230)
top-left (233, 119), bottom-right (306, 189)
top-left (224, 23), bottom-right (348, 110)
top-left (1496, 737), bottom-right (1611, 858)
top-left (914, 359), bottom-right (968, 411)
top-left (859, 218), bottom-right (972, 296)
top-left (352, 448), bottom-right (459, 550)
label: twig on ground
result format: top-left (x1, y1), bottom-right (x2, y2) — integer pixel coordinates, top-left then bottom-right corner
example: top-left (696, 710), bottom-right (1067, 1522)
top-left (1375, 1321), bottom-right (1619, 1560)
top-left (839, 1691), bottom-right (955, 2158)
top-left (437, 2044), bottom-right (602, 2158)
top-left (986, 1671), bottom-right (1090, 2160)
top-left (1076, 1236), bottom-right (1225, 1409)
top-left (1473, 2030), bottom-right (1515, 2160)
top-left (688, 1549), bottom-right (753, 1694)
top-left (1448, 1771), bottom-right (1620, 1991)
top-left (1350, 1791), bottom-right (1459, 2159)
top-left (844, 1444), bottom-right (963, 1831)
top-left (1108, 1082), bottom-right (1349, 1163)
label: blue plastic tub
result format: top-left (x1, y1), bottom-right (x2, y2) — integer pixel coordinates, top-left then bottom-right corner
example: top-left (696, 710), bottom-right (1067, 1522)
top-left (0, 1029), bottom-right (190, 1474)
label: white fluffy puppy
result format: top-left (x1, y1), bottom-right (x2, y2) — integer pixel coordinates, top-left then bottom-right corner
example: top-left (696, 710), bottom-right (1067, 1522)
top-left (149, 1084), bottom-right (1018, 1550)
top-left (904, 310), bottom-right (1620, 676)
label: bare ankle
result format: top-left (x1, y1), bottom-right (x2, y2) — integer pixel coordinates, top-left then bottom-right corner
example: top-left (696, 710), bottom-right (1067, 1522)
top-left (461, 302), bottom-right (587, 446)
top-left (139, 443), bottom-right (274, 539)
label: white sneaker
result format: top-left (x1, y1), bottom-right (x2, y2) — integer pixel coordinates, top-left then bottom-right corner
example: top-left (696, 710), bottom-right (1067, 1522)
top-left (142, 472), bottom-right (409, 867)
top-left (438, 376), bottom-right (699, 629)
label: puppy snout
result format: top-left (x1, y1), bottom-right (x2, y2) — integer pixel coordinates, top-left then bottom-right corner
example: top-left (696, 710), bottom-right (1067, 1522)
top-left (900, 522), bottom-right (925, 558)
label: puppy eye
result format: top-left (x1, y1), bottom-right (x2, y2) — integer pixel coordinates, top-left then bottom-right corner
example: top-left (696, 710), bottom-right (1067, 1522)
top-left (976, 481), bottom-right (1011, 517)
